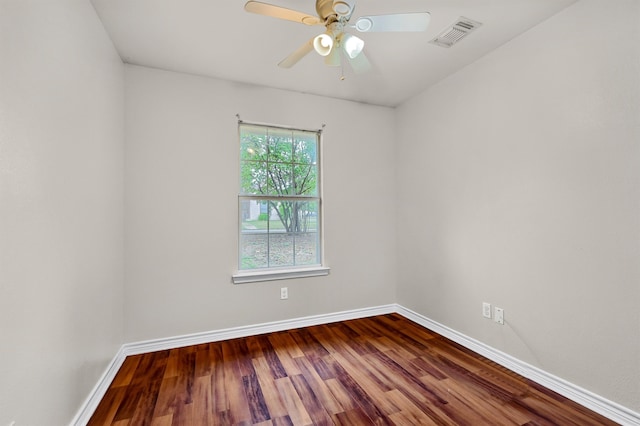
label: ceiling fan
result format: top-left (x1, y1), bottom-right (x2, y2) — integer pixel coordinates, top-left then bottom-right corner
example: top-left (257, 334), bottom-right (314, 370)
top-left (244, 0), bottom-right (430, 74)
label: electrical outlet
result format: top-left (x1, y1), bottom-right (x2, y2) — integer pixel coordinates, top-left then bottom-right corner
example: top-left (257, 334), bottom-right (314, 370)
top-left (494, 307), bottom-right (504, 325)
top-left (482, 302), bottom-right (492, 319)
top-left (280, 287), bottom-right (288, 300)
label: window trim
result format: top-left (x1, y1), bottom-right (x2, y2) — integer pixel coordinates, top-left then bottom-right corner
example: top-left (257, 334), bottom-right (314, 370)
top-left (234, 120), bottom-right (328, 283)
top-left (232, 266), bottom-right (330, 284)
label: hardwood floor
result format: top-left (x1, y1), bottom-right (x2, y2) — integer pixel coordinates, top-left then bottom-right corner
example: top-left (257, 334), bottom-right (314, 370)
top-left (88, 314), bottom-right (616, 425)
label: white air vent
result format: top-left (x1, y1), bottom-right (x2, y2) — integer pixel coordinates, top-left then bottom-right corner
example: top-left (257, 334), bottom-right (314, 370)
top-left (430, 17), bottom-right (482, 48)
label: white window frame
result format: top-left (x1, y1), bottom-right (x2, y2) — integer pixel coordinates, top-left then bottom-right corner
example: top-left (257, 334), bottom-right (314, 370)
top-left (232, 121), bottom-right (329, 284)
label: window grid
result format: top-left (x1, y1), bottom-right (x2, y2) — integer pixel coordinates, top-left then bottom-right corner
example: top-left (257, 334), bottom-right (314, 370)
top-left (238, 122), bottom-right (322, 272)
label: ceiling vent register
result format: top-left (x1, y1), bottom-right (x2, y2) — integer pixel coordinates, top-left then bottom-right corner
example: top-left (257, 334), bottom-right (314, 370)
top-left (430, 17), bottom-right (482, 48)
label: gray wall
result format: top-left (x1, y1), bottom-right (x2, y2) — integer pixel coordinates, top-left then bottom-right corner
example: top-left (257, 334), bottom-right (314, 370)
top-left (396, 0), bottom-right (640, 412)
top-left (124, 65), bottom-right (397, 342)
top-left (0, 1), bottom-right (125, 424)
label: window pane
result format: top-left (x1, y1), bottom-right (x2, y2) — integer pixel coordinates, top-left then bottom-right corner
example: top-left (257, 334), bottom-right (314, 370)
top-left (240, 199), bottom-right (268, 269)
top-left (293, 163), bottom-right (317, 196)
top-left (294, 200), bottom-right (319, 265)
top-left (240, 133), bottom-right (267, 161)
top-left (267, 163), bottom-right (293, 196)
top-left (240, 200), bottom-right (266, 269)
top-left (268, 200), bottom-right (317, 233)
top-left (265, 203), bottom-right (282, 231)
top-left (240, 161), bottom-right (267, 195)
top-left (269, 233), bottom-right (294, 267)
top-left (240, 233), bottom-right (269, 269)
top-left (303, 201), bottom-right (319, 232)
top-left (294, 231), bottom-right (319, 266)
top-left (268, 130), bottom-right (293, 163)
top-left (293, 132), bottom-right (317, 165)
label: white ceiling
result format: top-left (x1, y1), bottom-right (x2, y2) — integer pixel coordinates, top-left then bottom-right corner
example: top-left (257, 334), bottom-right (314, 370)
top-left (90, 0), bottom-right (576, 107)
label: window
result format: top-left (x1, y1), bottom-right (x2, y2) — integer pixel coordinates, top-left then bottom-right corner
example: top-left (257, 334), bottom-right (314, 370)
top-left (233, 122), bottom-right (329, 283)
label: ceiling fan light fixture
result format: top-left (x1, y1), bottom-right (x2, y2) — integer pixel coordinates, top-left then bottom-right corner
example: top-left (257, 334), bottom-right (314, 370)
top-left (343, 33), bottom-right (364, 59)
top-left (313, 33), bottom-right (334, 56)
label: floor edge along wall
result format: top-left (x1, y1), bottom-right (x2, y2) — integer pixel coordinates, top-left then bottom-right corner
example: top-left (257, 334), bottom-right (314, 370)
top-left (71, 304), bottom-right (640, 426)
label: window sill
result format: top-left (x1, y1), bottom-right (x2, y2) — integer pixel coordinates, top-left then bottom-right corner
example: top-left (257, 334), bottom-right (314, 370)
top-left (232, 266), bottom-right (330, 284)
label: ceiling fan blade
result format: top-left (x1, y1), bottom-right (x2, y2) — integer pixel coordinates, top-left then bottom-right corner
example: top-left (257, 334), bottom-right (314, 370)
top-left (353, 12), bottom-right (430, 32)
top-left (347, 50), bottom-right (371, 74)
top-left (245, 1), bottom-right (322, 25)
top-left (278, 38), bottom-right (315, 68)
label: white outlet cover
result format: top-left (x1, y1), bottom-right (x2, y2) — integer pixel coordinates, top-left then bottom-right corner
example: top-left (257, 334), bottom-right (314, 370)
top-left (482, 302), bottom-right (492, 318)
top-left (494, 307), bottom-right (504, 325)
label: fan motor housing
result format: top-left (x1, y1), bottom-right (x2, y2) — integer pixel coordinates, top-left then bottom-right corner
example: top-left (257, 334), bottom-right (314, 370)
top-left (316, 0), bottom-right (351, 21)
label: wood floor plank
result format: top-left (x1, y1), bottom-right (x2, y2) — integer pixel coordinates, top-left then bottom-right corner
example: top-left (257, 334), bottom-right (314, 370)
top-left (194, 343), bottom-right (213, 377)
top-left (111, 355), bottom-right (142, 387)
top-left (243, 372), bottom-right (271, 423)
top-left (271, 415), bottom-right (294, 426)
top-left (324, 356), bottom-right (392, 424)
top-left (110, 383), bottom-right (143, 422)
top-left (191, 375), bottom-right (214, 425)
top-left (273, 331), bottom-right (306, 358)
top-left (323, 377), bottom-right (358, 412)
top-left (253, 334), bottom-right (288, 379)
top-left (162, 349), bottom-right (180, 379)
top-left (275, 377), bottom-right (314, 425)
top-left (129, 376), bottom-right (164, 425)
top-left (111, 351), bottom-right (166, 422)
top-left (267, 332), bottom-right (303, 376)
top-left (328, 323), bottom-right (376, 357)
top-left (149, 414), bottom-right (173, 426)
top-left (412, 355), bottom-right (450, 380)
top-left (251, 355), bottom-right (289, 419)
top-left (294, 356), bottom-right (344, 415)
top-left (209, 342), bottom-right (228, 416)
top-left (88, 314), bottom-right (618, 425)
top-left (86, 387), bottom-right (127, 426)
top-left (169, 399), bottom-right (194, 426)
top-left (384, 389), bottom-right (440, 426)
top-left (358, 352), bottom-right (457, 425)
top-left (421, 375), bottom-right (520, 426)
top-left (317, 334), bottom-right (393, 398)
top-left (151, 375), bottom-right (179, 418)
top-left (289, 328), bottom-right (330, 360)
top-left (221, 339), bottom-right (253, 424)
top-left (332, 406), bottom-right (378, 425)
top-left (308, 355), bottom-right (334, 381)
top-left (174, 348), bottom-right (196, 407)
top-left (376, 335), bottom-right (422, 362)
top-left (289, 373), bottom-right (334, 425)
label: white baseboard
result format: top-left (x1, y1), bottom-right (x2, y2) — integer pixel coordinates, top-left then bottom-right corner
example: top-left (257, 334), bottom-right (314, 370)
top-left (396, 305), bottom-right (640, 426)
top-left (121, 304), bottom-right (397, 356)
top-left (70, 349), bottom-right (127, 426)
top-left (71, 303), bottom-right (640, 426)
